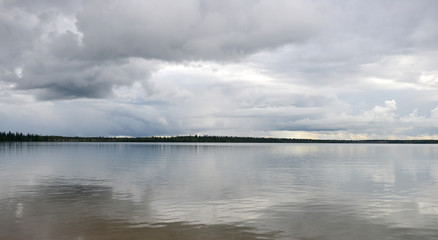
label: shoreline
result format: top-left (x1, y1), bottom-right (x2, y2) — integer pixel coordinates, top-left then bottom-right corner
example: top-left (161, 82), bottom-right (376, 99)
top-left (1, 132), bottom-right (437, 144)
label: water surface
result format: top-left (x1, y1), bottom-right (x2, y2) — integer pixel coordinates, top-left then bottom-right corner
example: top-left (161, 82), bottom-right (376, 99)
top-left (1, 142), bottom-right (438, 239)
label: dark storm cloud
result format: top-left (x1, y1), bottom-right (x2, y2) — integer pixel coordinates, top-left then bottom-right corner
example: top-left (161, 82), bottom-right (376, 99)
top-left (1, 0), bottom-right (322, 100)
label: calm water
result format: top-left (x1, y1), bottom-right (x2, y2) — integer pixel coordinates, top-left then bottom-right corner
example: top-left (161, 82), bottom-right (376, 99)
top-left (1, 142), bottom-right (438, 240)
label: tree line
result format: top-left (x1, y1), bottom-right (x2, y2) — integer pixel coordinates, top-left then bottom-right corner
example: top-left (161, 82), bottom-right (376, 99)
top-left (1, 131), bottom-right (438, 144)
top-left (0, 131), bottom-right (49, 142)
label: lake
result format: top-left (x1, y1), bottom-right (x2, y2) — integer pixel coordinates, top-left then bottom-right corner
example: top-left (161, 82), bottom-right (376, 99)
top-left (1, 142), bottom-right (438, 239)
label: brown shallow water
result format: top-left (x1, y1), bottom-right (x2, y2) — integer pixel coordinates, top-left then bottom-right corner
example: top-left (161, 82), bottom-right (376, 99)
top-left (1, 142), bottom-right (438, 239)
top-left (3, 218), bottom-right (277, 240)
top-left (1, 181), bottom-right (278, 240)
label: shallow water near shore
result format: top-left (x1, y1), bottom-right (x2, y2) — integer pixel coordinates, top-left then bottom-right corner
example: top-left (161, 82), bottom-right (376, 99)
top-left (1, 142), bottom-right (438, 239)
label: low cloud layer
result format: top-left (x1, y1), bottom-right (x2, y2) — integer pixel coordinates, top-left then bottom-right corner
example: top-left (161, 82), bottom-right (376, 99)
top-left (1, 0), bottom-right (438, 139)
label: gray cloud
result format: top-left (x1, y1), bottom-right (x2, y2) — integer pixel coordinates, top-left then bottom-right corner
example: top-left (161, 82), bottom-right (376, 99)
top-left (1, 0), bottom-right (438, 138)
top-left (251, 0), bottom-right (438, 86)
top-left (76, 0), bottom-right (321, 61)
top-left (1, 0), bottom-right (322, 100)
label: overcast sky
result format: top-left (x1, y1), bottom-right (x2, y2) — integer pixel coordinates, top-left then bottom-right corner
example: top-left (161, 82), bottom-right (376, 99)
top-left (1, 0), bottom-right (438, 139)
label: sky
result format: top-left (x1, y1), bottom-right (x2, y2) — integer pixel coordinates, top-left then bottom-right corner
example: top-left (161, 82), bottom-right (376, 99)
top-left (1, 0), bottom-right (438, 139)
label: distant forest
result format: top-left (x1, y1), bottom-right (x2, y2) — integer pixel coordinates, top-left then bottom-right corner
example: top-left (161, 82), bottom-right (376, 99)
top-left (1, 131), bottom-right (438, 144)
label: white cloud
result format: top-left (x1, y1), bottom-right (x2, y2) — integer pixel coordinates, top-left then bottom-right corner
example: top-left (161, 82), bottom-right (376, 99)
top-left (362, 100), bottom-right (397, 123)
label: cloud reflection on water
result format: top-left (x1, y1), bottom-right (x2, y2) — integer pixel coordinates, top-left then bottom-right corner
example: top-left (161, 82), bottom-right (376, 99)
top-left (1, 143), bottom-right (438, 239)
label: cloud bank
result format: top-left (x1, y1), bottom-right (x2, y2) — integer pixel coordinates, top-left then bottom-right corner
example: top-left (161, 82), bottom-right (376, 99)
top-left (1, 0), bottom-right (438, 139)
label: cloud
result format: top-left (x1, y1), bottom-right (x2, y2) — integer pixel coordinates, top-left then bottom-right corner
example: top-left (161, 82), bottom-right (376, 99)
top-left (1, 0), bottom-right (323, 100)
top-left (1, 0), bottom-right (438, 138)
top-left (362, 100), bottom-right (397, 123)
top-left (15, 55), bottom-right (155, 100)
top-left (76, 0), bottom-right (321, 61)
